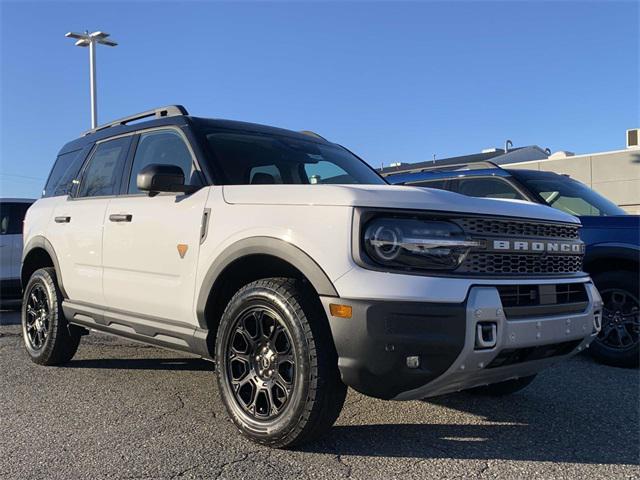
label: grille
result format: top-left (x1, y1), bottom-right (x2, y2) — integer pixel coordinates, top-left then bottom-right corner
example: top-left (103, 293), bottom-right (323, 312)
top-left (456, 218), bottom-right (579, 239)
top-left (496, 283), bottom-right (589, 318)
top-left (497, 283), bottom-right (588, 307)
top-left (458, 253), bottom-right (583, 275)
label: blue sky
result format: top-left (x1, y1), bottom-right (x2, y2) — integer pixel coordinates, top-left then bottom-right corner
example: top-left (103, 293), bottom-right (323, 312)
top-left (1, 1), bottom-right (638, 198)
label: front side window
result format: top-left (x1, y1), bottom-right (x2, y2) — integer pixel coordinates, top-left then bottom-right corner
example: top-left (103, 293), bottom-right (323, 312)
top-left (128, 130), bottom-right (198, 194)
top-left (204, 130), bottom-right (386, 185)
top-left (77, 137), bottom-right (130, 198)
top-left (451, 177), bottom-right (526, 200)
top-left (0, 203), bottom-right (31, 235)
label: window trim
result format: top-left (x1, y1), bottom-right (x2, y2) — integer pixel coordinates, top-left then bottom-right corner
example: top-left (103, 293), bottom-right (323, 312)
top-left (121, 125), bottom-right (205, 198)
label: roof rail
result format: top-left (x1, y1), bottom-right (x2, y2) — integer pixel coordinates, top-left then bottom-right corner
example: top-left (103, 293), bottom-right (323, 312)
top-left (417, 160), bottom-right (500, 172)
top-left (83, 105), bottom-right (189, 136)
top-left (382, 160), bottom-right (501, 177)
top-left (299, 130), bottom-right (328, 141)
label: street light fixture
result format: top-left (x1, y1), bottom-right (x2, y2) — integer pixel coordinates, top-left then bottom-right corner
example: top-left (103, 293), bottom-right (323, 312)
top-left (65, 30), bottom-right (118, 129)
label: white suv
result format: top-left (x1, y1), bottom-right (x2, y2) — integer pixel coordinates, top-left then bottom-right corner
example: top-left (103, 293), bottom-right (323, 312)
top-left (22, 106), bottom-right (602, 447)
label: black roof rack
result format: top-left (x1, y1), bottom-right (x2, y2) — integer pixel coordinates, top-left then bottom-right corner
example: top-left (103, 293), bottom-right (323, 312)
top-left (383, 160), bottom-right (500, 177)
top-left (83, 105), bottom-right (189, 136)
top-left (416, 160), bottom-right (500, 172)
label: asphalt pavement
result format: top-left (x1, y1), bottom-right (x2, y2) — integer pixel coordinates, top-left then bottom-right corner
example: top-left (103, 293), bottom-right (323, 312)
top-left (1, 309), bottom-right (638, 479)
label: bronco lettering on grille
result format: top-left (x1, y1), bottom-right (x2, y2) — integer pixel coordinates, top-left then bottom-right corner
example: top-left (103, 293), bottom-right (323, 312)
top-left (492, 240), bottom-right (584, 254)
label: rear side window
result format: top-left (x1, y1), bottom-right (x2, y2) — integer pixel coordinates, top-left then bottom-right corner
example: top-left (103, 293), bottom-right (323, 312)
top-left (410, 179), bottom-right (448, 190)
top-left (0, 203), bottom-right (31, 235)
top-left (43, 149), bottom-right (87, 198)
top-left (77, 137), bottom-right (130, 198)
top-left (451, 177), bottom-right (525, 200)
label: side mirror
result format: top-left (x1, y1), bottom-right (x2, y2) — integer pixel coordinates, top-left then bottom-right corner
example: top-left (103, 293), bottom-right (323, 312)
top-left (137, 164), bottom-right (197, 196)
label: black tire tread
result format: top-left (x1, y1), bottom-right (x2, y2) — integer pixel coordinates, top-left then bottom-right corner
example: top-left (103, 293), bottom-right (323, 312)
top-left (22, 267), bottom-right (81, 366)
top-left (216, 277), bottom-right (346, 448)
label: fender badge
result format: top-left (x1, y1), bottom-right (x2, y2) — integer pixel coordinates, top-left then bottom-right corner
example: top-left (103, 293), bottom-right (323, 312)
top-left (177, 244), bottom-right (188, 259)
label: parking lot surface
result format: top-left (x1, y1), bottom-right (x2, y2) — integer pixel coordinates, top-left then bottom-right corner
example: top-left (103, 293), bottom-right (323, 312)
top-left (1, 309), bottom-right (638, 479)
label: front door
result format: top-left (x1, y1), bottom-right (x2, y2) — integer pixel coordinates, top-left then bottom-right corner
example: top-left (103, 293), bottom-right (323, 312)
top-left (102, 128), bottom-right (208, 325)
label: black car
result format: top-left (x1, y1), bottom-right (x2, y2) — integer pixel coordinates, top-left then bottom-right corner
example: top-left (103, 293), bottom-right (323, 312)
top-left (385, 162), bottom-right (639, 368)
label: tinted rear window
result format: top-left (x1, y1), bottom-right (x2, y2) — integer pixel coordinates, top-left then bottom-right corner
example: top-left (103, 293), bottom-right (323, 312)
top-left (43, 148), bottom-right (88, 198)
top-left (0, 202), bottom-right (32, 235)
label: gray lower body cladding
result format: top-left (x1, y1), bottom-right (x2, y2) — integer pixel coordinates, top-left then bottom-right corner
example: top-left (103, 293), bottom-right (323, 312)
top-left (321, 281), bottom-right (601, 400)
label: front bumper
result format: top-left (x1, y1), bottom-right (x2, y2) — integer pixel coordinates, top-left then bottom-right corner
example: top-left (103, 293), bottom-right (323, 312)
top-left (321, 282), bottom-right (602, 400)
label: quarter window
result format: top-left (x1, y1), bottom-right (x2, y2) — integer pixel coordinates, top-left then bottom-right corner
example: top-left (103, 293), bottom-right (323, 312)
top-left (452, 177), bottom-right (525, 200)
top-left (411, 179), bottom-right (448, 190)
top-left (43, 149), bottom-right (87, 198)
top-left (77, 137), bottom-right (130, 198)
top-left (128, 130), bottom-right (198, 194)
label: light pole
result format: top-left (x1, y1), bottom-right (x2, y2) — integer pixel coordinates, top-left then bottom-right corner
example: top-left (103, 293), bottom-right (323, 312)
top-left (65, 31), bottom-right (118, 129)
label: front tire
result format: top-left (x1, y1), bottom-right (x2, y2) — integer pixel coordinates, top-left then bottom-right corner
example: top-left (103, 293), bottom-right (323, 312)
top-left (589, 270), bottom-right (639, 368)
top-left (21, 267), bottom-right (81, 365)
top-left (215, 278), bottom-right (347, 448)
top-left (467, 375), bottom-right (537, 396)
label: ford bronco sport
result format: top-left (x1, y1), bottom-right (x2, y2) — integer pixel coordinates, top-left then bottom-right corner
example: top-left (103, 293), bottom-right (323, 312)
top-left (22, 106), bottom-right (602, 447)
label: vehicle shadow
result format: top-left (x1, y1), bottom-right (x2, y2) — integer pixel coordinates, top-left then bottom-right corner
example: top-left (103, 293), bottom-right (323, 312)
top-left (303, 360), bottom-right (639, 466)
top-left (63, 357), bottom-right (213, 371)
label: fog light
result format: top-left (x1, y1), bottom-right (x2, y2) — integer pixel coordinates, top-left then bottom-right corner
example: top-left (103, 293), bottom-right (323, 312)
top-left (406, 356), bottom-right (421, 369)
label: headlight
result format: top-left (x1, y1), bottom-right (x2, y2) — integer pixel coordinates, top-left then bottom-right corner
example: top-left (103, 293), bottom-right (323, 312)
top-left (362, 217), bottom-right (479, 271)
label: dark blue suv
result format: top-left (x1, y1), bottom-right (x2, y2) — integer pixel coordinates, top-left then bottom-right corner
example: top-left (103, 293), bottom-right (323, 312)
top-left (385, 162), bottom-right (639, 368)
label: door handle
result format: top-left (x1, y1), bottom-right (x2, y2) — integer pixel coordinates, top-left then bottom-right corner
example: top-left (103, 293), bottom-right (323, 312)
top-left (109, 214), bottom-right (133, 223)
top-left (55, 216), bottom-right (71, 223)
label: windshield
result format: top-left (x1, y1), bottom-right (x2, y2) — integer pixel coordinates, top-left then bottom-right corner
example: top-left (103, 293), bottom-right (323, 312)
top-left (204, 130), bottom-right (386, 186)
top-left (512, 171), bottom-right (626, 216)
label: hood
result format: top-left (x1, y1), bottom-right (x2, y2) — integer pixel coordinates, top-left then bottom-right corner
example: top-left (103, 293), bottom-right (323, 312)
top-left (222, 184), bottom-right (580, 224)
top-left (579, 215), bottom-right (640, 230)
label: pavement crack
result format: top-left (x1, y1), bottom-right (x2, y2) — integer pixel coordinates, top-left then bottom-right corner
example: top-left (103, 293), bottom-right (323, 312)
top-left (170, 463), bottom-right (201, 479)
top-left (156, 393), bottom-right (185, 420)
top-left (336, 454), bottom-right (353, 478)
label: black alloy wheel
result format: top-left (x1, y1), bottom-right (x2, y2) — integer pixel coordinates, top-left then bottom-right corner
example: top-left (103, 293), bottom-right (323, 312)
top-left (226, 306), bottom-right (296, 419)
top-left (21, 267), bottom-right (82, 365)
top-left (589, 270), bottom-right (639, 368)
top-left (599, 288), bottom-right (639, 351)
top-left (24, 284), bottom-right (51, 350)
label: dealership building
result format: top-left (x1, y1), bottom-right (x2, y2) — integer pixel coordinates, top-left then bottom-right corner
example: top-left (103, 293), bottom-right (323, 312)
top-left (381, 129), bottom-right (640, 214)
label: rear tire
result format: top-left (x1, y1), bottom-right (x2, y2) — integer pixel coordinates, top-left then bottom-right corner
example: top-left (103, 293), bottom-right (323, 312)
top-left (589, 270), bottom-right (639, 368)
top-left (215, 277), bottom-right (347, 448)
top-left (21, 267), bottom-right (81, 365)
top-left (467, 374), bottom-right (537, 396)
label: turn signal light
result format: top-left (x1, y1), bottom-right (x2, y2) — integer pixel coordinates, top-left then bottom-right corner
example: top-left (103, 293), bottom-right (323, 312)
top-left (329, 304), bottom-right (353, 319)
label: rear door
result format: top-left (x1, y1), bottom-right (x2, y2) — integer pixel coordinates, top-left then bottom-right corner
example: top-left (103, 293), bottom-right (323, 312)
top-left (102, 127), bottom-right (209, 325)
top-left (48, 136), bottom-right (131, 306)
